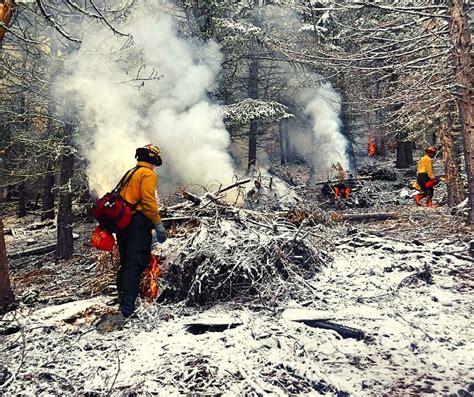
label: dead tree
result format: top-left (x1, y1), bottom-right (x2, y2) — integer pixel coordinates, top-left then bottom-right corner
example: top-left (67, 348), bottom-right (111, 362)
top-left (0, 218), bottom-right (15, 314)
top-left (448, 0), bottom-right (474, 225)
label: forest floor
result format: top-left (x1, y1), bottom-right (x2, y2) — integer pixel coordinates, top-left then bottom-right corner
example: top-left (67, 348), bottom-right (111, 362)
top-left (1, 160), bottom-right (473, 396)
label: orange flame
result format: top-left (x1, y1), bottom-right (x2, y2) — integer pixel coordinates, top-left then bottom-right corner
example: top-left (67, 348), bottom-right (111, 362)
top-left (333, 184), bottom-right (351, 200)
top-left (368, 134), bottom-right (376, 157)
top-left (0, 0), bottom-right (16, 42)
top-left (140, 255), bottom-right (161, 303)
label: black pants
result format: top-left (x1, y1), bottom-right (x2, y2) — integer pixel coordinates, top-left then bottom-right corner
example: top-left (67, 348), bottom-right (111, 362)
top-left (417, 172), bottom-right (434, 199)
top-left (116, 212), bottom-right (153, 316)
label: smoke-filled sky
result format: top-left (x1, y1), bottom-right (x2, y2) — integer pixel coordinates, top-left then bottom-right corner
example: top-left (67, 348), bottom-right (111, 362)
top-left (62, 5), bottom-right (234, 195)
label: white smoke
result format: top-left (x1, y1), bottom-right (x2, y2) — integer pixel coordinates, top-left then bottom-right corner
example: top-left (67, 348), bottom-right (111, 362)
top-left (132, 15), bottom-right (234, 189)
top-left (303, 82), bottom-right (350, 180)
top-left (61, 6), bottom-right (234, 195)
top-left (63, 55), bottom-right (148, 194)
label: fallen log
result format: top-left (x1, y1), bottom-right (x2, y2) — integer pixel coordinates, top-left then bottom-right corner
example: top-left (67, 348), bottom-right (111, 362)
top-left (186, 322), bottom-right (242, 335)
top-left (163, 179), bottom-right (250, 213)
top-left (299, 320), bottom-right (366, 340)
top-left (7, 243), bottom-right (56, 259)
top-left (218, 178), bottom-right (250, 194)
top-left (182, 191), bottom-right (202, 205)
top-left (332, 212), bottom-right (398, 222)
top-left (205, 192), bottom-right (227, 206)
top-left (0, 322), bottom-right (20, 336)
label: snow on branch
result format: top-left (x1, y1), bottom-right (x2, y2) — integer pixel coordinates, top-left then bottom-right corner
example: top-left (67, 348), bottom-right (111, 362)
top-left (222, 99), bottom-right (293, 125)
top-left (213, 18), bottom-right (263, 39)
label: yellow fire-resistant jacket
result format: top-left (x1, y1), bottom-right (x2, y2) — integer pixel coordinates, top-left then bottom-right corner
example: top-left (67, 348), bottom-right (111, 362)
top-left (120, 161), bottom-right (161, 224)
top-left (417, 155), bottom-right (435, 179)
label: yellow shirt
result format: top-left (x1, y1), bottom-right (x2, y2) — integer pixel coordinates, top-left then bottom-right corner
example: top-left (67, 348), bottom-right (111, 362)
top-left (417, 155), bottom-right (435, 179)
top-left (120, 161), bottom-right (161, 224)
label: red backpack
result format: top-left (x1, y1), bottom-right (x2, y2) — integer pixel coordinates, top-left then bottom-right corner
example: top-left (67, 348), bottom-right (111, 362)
top-left (92, 166), bottom-right (142, 231)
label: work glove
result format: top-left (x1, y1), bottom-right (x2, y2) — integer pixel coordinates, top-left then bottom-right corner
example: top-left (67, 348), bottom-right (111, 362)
top-left (154, 222), bottom-right (167, 244)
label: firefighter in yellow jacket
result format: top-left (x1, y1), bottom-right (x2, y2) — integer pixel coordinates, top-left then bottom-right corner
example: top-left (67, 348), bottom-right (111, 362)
top-left (414, 146), bottom-right (438, 207)
top-left (98, 144), bottom-right (166, 331)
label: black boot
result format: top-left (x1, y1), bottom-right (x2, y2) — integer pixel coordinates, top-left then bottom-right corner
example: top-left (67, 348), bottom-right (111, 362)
top-left (96, 311), bottom-right (128, 333)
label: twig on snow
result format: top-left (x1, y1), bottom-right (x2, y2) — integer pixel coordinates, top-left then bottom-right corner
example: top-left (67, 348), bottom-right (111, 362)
top-left (106, 343), bottom-right (121, 396)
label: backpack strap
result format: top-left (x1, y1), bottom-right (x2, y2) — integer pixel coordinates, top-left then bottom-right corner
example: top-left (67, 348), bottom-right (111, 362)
top-left (112, 166), bottom-right (143, 193)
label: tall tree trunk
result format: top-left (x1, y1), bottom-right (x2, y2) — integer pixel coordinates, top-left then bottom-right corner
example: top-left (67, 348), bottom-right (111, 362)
top-left (396, 140), bottom-right (413, 169)
top-left (0, 218), bottom-right (15, 314)
top-left (439, 106), bottom-right (466, 206)
top-left (41, 162), bottom-right (55, 220)
top-left (449, 0), bottom-right (474, 225)
top-left (248, 121), bottom-right (258, 170)
top-left (56, 127), bottom-right (75, 260)
top-left (247, 59), bottom-right (259, 170)
top-left (18, 181), bottom-right (27, 217)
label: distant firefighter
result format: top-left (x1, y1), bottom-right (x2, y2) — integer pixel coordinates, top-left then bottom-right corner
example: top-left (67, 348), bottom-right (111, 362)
top-left (414, 146), bottom-right (438, 207)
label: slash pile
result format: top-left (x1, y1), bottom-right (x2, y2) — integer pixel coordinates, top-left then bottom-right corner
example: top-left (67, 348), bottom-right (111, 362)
top-left (160, 214), bottom-right (328, 305)
top-left (153, 185), bottom-right (332, 306)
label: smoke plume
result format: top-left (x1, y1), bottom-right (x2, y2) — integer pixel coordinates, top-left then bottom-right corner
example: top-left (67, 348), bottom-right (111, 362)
top-left (61, 6), bottom-right (234, 195)
top-left (303, 82), bottom-right (350, 180)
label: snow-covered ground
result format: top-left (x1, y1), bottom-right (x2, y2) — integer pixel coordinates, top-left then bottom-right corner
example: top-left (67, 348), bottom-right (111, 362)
top-left (2, 230), bottom-right (473, 396)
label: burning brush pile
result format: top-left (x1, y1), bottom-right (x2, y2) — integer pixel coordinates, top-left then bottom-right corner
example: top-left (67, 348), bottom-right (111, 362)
top-left (93, 180), bottom-right (332, 307)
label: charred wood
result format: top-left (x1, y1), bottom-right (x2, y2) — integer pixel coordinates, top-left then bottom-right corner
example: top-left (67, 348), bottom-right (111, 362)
top-left (298, 320), bottom-right (366, 340)
top-left (186, 322), bottom-right (242, 335)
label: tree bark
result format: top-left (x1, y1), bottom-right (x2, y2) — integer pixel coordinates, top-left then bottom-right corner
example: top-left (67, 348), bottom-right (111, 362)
top-left (41, 162), bottom-right (55, 220)
top-left (449, 0), bottom-right (474, 225)
top-left (396, 140), bottom-right (413, 169)
top-left (0, 218), bottom-right (15, 315)
top-left (56, 125), bottom-right (75, 260)
top-left (439, 105), bottom-right (466, 206)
